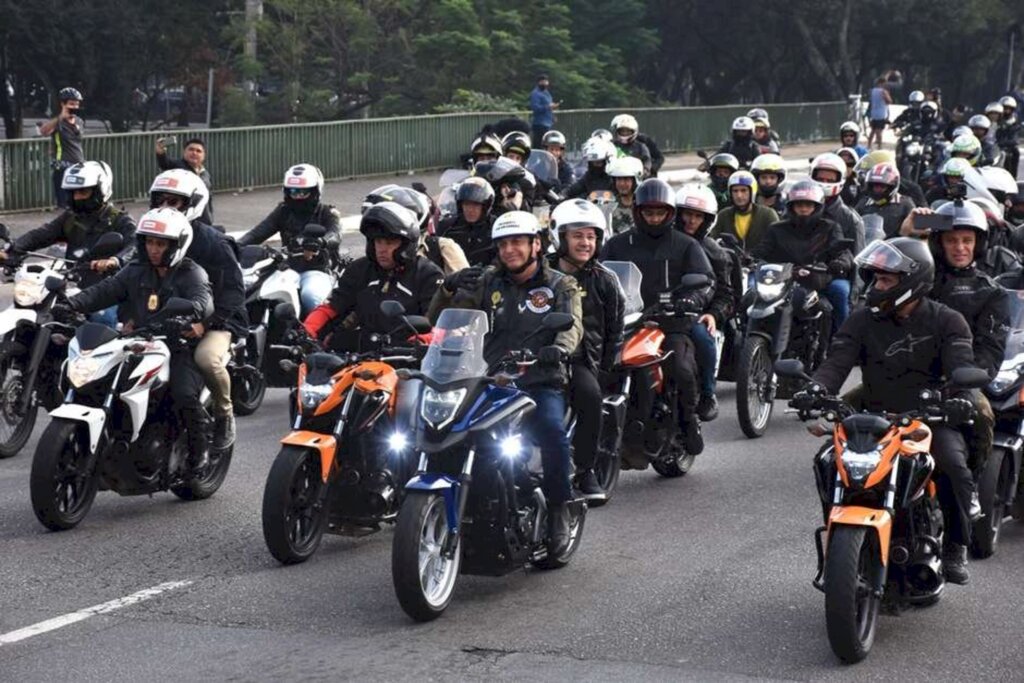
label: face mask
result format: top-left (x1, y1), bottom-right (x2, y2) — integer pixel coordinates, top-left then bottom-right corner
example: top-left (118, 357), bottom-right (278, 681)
top-left (71, 190), bottom-right (103, 215)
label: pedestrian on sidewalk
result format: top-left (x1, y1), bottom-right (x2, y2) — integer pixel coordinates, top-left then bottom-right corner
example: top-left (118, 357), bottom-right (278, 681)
top-left (868, 77), bottom-right (892, 150)
top-left (529, 74), bottom-right (559, 148)
top-left (38, 87), bottom-right (85, 209)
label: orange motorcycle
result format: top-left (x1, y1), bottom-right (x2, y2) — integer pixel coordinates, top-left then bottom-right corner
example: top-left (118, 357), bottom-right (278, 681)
top-left (777, 359), bottom-right (990, 663)
top-left (260, 302), bottom-right (430, 564)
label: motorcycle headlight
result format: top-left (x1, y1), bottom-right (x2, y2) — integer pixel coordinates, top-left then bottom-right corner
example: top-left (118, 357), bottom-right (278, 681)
top-left (842, 446), bottom-right (883, 485)
top-left (68, 355), bottom-right (102, 388)
top-left (299, 381), bottom-right (334, 410)
top-left (756, 281), bottom-right (785, 302)
top-left (421, 387), bottom-right (466, 430)
top-left (905, 141), bottom-right (923, 157)
top-left (988, 368), bottom-right (1019, 396)
top-left (14, 279), bottom-right (45, 306)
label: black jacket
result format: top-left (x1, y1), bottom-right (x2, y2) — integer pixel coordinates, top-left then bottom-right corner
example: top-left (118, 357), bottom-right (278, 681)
top-left (156, 153), bottom-right (213, 223)
top-left (931, 264), bottom-right (1009, 378)
top-left (613, 140), bottom-right (652, 176)
top-left (547, 255), bottom-right (624, 373)
top-left (718, 138), bottom-right (761, 168)
top-left (813, 298), bottom-right (976, 413)
top-left (823, 198), bottom-right (865, 259)
top-left (186, 221), bottom-right (249, 337)
top-left (700, 235), bottom-right (735, 326)
top-left (752, 216), bottom-right (853, 286)
top-left (15, 205), bottom-right (136, 288)
top-left (600, 226), bottom-right (715, 333)
top-left (636, 133), bottom-right (665, 175)
top-left (437, 214), bottom-right (497, 267)
top-left (556, 159), bottom-right (576, 189)
top-left (565, 171), bottom-right (614, 200)
top-left (238, 202), bottom-right (342, 273)
top-left (70, 258), bottom-right (212, 329)
top-left (855, 194), bottom-right (915, 238)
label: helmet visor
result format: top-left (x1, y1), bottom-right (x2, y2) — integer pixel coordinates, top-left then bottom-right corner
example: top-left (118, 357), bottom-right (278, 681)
top-left (855, 240), bottom-right (916, 274)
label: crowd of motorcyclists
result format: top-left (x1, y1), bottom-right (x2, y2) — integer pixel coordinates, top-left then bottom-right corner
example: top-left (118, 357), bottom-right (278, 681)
top-left (1, 91), bottom-right (1023, 639)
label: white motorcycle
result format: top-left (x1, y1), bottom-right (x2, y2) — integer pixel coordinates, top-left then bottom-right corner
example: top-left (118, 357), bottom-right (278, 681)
top-left (29, 294), bottom-right (233, 531)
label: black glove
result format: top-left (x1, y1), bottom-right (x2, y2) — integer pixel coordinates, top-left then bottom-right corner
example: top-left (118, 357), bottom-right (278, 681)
top-left (791, 382), bottom-right (826, 411)
top-left (50, 301), bottom-right (79, 323)
top-left (443, 266), bottom-right (484, 293)
top-left (538, 345), bottom-right (566, 366)
top-left (827, 259), bottom-right (848, 277)
top-left (945, 397), bottom-right (975, 425)
top-left (677, 295), bottom-right (701, 314)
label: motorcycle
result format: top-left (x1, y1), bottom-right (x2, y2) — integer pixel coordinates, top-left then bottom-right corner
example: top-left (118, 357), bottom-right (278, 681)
top-left (29, 292), bottom-right (234, 531)
top-left (605, 261), bottom-right (712, 476)
top-left (896, 133), bottom-right (940, 184)
top-left (0, 229), bottom-right (124, 457)
top-left (972, 288), bottom-right (1024, 557)
top-left (778, 358), bottom-right (991, 663)
top-left (712, 233), bottom-right (753, 383)
top-left (261, 301), bottom-right (430, 564)
top-left (390, 308), bottom-right (586, 621)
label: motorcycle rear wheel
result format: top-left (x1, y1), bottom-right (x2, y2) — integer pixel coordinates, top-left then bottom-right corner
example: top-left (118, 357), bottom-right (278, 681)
top-left (971, 447), bottom-right (1010, 559)
top-left (824, 526), bottom-right (881, 664)
top-left (392, 492), bottom-right (461, 622)
top-left (171, 438), bottom-right (233, 501)
top-left (590, 433), bottom-right (621, 506)
top-left (29, 420), bottom-right (98, 531)
top-left (231, 368), bottom-right (267, 416)
top-left (650, 433), bottom-right (695, 478)
top-left (262, 446), bottom-right (326, 564)
top-left (0, 345), bottom-right (38, 458)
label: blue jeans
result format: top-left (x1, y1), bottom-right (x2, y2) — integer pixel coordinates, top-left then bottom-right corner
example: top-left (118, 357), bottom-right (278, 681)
top-left (689, 322), bottom-right (718, 397)
top-left (823, 279), bottom-right (851, 333)
top-left (299, 270), bottom-right (333, 316)
top-left (527, 388), bottom-right (573, 505)
top-left (88, 305), bottom-right (118, 329)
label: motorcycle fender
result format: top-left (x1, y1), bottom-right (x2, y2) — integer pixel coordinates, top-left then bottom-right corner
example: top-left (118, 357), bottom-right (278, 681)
top-left (280, 431), bottom-right (337, 482)
top-left (0, 308), bottom-right (36, 337)
top-left (49, 405), bottom-right (106, 454)
top-left (406, 473), bottom-right (460, 534)
top-left (827, 505), bottom-right (892, 567)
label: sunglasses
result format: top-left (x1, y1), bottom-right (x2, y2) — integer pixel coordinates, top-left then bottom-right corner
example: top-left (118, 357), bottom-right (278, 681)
top-left (286, 188), bottom-right (312, 199)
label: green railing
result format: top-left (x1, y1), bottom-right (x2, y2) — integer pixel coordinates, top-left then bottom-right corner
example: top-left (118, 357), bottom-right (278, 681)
top-left (0, 102), bottom-right (845, 213)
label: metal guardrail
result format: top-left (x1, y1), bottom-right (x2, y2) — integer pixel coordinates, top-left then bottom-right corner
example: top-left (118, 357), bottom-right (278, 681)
top-left (0, 102), bottom-right (845, 213)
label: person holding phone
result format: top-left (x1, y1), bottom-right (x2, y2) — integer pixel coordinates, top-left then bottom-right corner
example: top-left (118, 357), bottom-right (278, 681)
top-left (528, 74), bottom-right (559, 148)
top-left (156, 136), bottom-right (213, 222)
top-left (38, 87), bottom-right (85, 209)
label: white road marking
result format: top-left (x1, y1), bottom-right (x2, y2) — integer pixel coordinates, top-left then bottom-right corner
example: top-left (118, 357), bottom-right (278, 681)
top-left (0, 580), bottom-right (193, 646)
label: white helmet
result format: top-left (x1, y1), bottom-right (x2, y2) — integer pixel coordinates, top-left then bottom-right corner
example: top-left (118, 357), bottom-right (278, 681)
top-left (985, 101), bottom-right (1004, 116)
top-left (62, 161), bottom-right (113, 203)
top-left (674, 184), bottom-right (719, 238)
top-left (936, 200), bottom-right (988, 232)
top-left (952, 125), bottom-right (972, 139)
top-left (550, 199), bottom-right (607, 252)
top-left (149, 169), bottom-right (209, 223)
top-left (839, 120), bottom-right (861, 135)
top-left (611, 113), bottom-right (639, 144)
top-left (731, 116), bottom-right (755, 133)
top-left (908, 90), bottom-right (925, 106)
top-left (810, 153), bottom-right (848, 199)
top-left (581, 137), bottom-right (616, 164)
top-left (999, 95), bottom-right (1018, 111)
top-left (978, 166), bottom-right (1018, 199)
top-left (136, 207), bottom-right (195, 268)
top-left (282, 164), bottom-right (324, 197)
top-left (606, 156), bottom-right (644, 183)
top-left (968, 114), bottom-right (991, 132)
top-left (491, 210), bottom-right (540, 242)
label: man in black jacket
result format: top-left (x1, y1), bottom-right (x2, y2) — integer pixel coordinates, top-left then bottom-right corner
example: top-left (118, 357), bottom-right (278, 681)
top-left (156, 137), bottom-right (213, 223)
top-left (437, 177), bottom-right (497, 267)
top-left (565, 138), bottom-right (616, 199)
top-left (548, 199), bottom-right (625, 499)
top-left (718, 116), bottom-right (761, 169)
top-left (805, 237), bottom-right (980, 584)
top-left (602, 179), bottom-right (715, 455)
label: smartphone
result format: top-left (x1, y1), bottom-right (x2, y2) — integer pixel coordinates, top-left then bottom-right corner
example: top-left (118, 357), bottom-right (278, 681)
top-left (913, 213), bottom-right (953, 231)
top-left (160, 135), bottom-right (178, 147)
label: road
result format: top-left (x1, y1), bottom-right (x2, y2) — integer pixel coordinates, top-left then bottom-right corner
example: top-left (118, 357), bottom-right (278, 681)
top-left (2, 140), bottom-right (1023, 681)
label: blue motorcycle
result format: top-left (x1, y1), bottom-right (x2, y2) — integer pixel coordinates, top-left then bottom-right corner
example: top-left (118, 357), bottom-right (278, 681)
top-left (390, 308), bottom-right (586, 621)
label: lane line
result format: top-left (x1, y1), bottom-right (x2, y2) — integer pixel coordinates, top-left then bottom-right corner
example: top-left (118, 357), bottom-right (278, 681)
top-left (0, 580), bottom-right (193, 646)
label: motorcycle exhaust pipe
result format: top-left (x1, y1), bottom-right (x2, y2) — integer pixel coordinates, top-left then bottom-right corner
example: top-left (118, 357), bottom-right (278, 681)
top-left (906, 556), bottom-right (943, 593)
top-left (890, 544), bottom-right (911, 565)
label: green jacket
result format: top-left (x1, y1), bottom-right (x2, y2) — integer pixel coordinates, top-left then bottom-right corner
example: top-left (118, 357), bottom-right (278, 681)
top-left (710, 204), bottom-right (779, 254)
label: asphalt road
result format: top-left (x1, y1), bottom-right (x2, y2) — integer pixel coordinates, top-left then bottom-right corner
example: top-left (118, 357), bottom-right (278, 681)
top-left (2, 140), bottom-right (1023, 681)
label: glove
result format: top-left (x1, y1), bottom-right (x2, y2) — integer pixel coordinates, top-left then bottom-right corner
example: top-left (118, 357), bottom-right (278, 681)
top-left (303, 304), bottom-right (337, 340)
top-left (538, 345), bottom-right (565, 366)
top-left (443, 266), bottom-right (484, 294)
top-left (827, 259), bottom-right (848, 277)
top-left (945, 397), bottom-right (975, 425)
top-left (677, 295), bottom-right (702, 314)
top-left (791, 383), bottom-right (826, 411)
top-left (51, 301), bottom-right (79, 323)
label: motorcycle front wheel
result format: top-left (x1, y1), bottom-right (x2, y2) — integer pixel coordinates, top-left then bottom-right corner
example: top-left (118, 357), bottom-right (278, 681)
top-left (0, 344), bottom-right (38, 458)
top-left (737, 336), bottom-right (774, 438)
top-left (392, 492), bottom-right (461, 622)
top-left (971, 447), bottom-right (1010, 559)
top-left (261, 446), bottom-right (326, 564)
top-left (29, 420), bottom-right (98, 531)
top-left (824, 525), bottom-right (882, 664)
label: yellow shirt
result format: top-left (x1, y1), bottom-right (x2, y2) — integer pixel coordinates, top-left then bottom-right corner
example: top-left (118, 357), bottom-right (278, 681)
top-left (735, 212), bottom-right (753, 240)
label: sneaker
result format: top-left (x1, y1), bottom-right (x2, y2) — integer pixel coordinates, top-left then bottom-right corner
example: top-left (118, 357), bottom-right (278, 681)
top-left (547, 503), bottom-right (571, 557)
top-left (942, 544), bottom-right (970, 585)
top-left (214, 413), bottom-right (236, 451)
top-left (968, 490), bottom-right (982, 522)
top-left (575, 470), bottom-right (606, 501)
top-left (696, 394), bottom-right (719, 422)
top-left (682, 417), bottom-right (704, 455)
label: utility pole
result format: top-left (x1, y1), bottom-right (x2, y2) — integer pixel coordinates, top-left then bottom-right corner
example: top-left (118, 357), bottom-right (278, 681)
top-left (244, 0), bottom-right (263, 94)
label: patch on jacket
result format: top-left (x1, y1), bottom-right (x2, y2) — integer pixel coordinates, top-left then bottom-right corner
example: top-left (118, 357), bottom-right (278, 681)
top-left (885, 333), bottom-right (932, 357)
top-left (523, 286), bottom-right (554, 314)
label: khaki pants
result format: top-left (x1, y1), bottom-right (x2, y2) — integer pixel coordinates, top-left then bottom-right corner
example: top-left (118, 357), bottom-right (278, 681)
top-left (194, 330), bottom-right (233, 417)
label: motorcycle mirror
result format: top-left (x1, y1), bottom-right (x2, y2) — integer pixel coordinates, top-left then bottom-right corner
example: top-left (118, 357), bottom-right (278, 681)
top-left (679, 273), bottom-right (711, 289)
top-left (0, 223), bottom-right (9, 241)
top-left (303, 224), bottom-right (327, 239)
top-left (380, 300), bottom-right (407, 318)
top-left (774, 359), bottom-right (811, 380)
top-left (274, 302), bottom-right (297, 322)
top-left (949, 366), bottom-right (991, 390)
top-left (697, 150), bottom-right (709, 160)
top-left (540, 312), bottom-right (574, 332)
top-left (405, 315), bottom-right (432, 334)
top-left (87, 232), bottom-right (125, 259)
top-left (159, 297), bottom-right (194, 318)
top-left (44, 275), bottom-right (66, 293)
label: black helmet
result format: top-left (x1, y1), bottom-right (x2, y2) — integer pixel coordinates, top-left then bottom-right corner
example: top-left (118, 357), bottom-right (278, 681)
top-left (856, 238), bottom-right (935, 317)
top-left (632, 179), bottom-right (676, 235)
top-left (362, 184), bottom-right (432, 232)
top-left (455, 176), bottom-right (495, 218)
top-left (708, 153), bottom-right (740, 191)
top-left (359, 201), bottom-right (421, 266)
top-left (784, 180), bottom-right (826, 229)
top-left (58, 87), bottom-right (83, 102)
top-left (501, 131), bottom-right (531, 160)
top-left (474, 157), bottom-right (527, 190)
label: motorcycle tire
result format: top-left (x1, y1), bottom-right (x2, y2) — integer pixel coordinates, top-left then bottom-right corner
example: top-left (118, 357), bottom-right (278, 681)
top-left (590, 432), bottom-right (621, 507)
top-left (392, 492), bottom-right (461, 622)
top-left (650, 433), bottom-right (695, 478)
top-left (532, 504), bottom-right (586, 570)
top-left (971, 447), bottom-right (1010, 559)
top-left (0, 344), bottom-right (38, 458)
top-left (231, 368), bottom-right (267, 416)
top-left (824, 525), bottom-right (881, 664)
top-left (261, 446), bottom-right (326, 564)
top-left (29, 419), bottom-right (98, 531)
top-left (171, 441), bottom-right (233, 501)
top-left (736, 336), bottom-right (774, 439)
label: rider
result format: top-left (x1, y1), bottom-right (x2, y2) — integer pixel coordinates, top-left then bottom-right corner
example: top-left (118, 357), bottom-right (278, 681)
top-left (541, 130), bottom-right (576, 188)
top-left (968, 115), bottom-right (999, 167)
top-left (924, 157), bottom-right (972, 205)
top-left (304, 202), bottom-right (443, 349)
top-left (565, 137), bottom-right (616, 199)
top-left (675, 184), bottom-right (736, 422)
top-left (610, 114), bottom-right (653, 177)
top-left (855, 162), bottom-right (915, 238)
top-left (996, 96), bottom-right (1021, 175)
top-left (711, 170), bottom-right (779, 255)
top-left (62, 208), bottom-right (214, 473)
top-left (436, 177), bottom-right (497, 267)
top-left (149, 169), bottom-right (247, 450)
top-left (949, 133), bottom-right (984, 167)
top-left (835, 147), bottom-right (861, 207)
top-left (839, 121), bottom-right (869, 157)
top-left (752, 118), bottom-right (779, 154)
top-left (750, 153), bottom-right (787, 215)
top-left (806, 237), bottom-right (980, 584)
top-left (548, 200), bottom-right (625, 499)
top-left (705, 152), bottom-right (740, 210)
top-left (601, 179), bottom-right (715, 456)
top-left (501, 131), bottom-right (532, 166)
top-left (474, 157), bottom-right (536, 215)
top-left (237, 164), bottom-right (342, 315)
top-left (810, 153), bottom-right (866, 263)
top-left (718, 116), bottom-right (761, 168)
top-left (468, 133), bottom-right (504, 166)
top-left (429, 211), bottom-right (583, 555)
top-left (891, 89), bottom-right (925, 129)
top-left (606, 156), bottom-right (644, 235)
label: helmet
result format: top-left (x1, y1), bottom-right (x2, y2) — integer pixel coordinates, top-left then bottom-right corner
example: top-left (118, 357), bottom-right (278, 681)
top-left (541, 130), bottom-right (567, 149)
top-left (784, 179), bottom-right (825, 228)
top-left (950, 134), bottom-right (982, 166)
top-left (632, 179), bottom-right (676, 234)
top-left (674, 184), bottom-right (718, 239)
top-left (968, 114), bottom-right (992, 132)
top-left (929, 201), bottom-right (988, 267)
top-left (474, 157), bottom-right (527, 188)
top-left (362, 184), bottom-right (433, 232)
top-left (62, 161), bottom-right (113, 214)
top-left (136, 208), bottom-right (194, 268)
top-left (454, 176), bottom-right (495, 218)
top-left (747, 108), bottom-right (770, 124)
top-left (952, 125), bottom-right (972, 139)
top-left (839, 120), bottom-right (861, 136)
top-left (856, 238), bottom-right (935, 317)
top-left (750, 153), bottom-right (786, 196)
top-left (471, 133), bottom-right (503, 159)
top-left (752, 118), bottom-right (770, 135)
top-left (581, 137), bottom-right (616, 165)
top-left (282, 164), bottom-right (324, 213)
top-left (606, 156), bottom-right (644, 184)
top-left (58, 87), bottom-right (83, 102)
top-left (359, 201), bottom-right (420, 266)
top-left (810, 153), bottom-right (847, 199)
top-left (967, 197), bottom-right (1006, 230)
top-left (149, 169), bottom-right (210, 223)
top-left (731, 116), bottom-right (755, 138)
top-left (1008, 181), bottom-right (1024, 223)
top-left (611, 114), bottom-right (639, 144)
top-left (590, 128), bottom-right (613, 142)
top-left (865, 162), bottom-right (900, 202)
top-left (836, 147), bottom-right (860, 171)
top-left (920, 101), bottom-right (938, 120)
top-left (491, 210), bottom-right (541, 242)
top-left (939, 157), bottom-right (971, 183)
top-left (984, 102), bottom-right (1003, 116)
top-left (1000, 95), bottom-right (1018, 111)
top-left (550, 199), bottom-right (607, 255)
top-left (908, 90), bottom-right (925, 107)
top-left (854, 149), bottom-right (896, 184)
top-left (708, 152), bottom-right (740, 191)
top-left (501, 131), bottom-right (531, 160)
top-left (727, 170), bottom-right (758, 208)
top-left (978, 166), bottom-right (1018, 203)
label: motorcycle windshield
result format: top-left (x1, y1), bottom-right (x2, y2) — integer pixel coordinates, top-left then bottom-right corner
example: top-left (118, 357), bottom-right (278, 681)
top-left (1001, 290), bottom-right (1024, 365)
top-left (602, 261), bottom-right (644, 316)
top-left (525, 150), bottom-right (559, 188)
top-left (437, 186), bottom-right (458, 219)
top-left (963, 165), bottom-right (999, 207)
top-left (75, 321), bottom-right (119, 352)
top-left (861, 214), bottom-right (885, 243)
top-left (439, 168), bottom-right (470, 189)
top-left (421, 309), bottom-right (490, 384)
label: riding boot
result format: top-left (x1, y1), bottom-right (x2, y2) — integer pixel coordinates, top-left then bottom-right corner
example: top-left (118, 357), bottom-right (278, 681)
top-left (182, 406), bottom-right (211, 473)
top-left (547, 503), bottom-right (571, 557)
